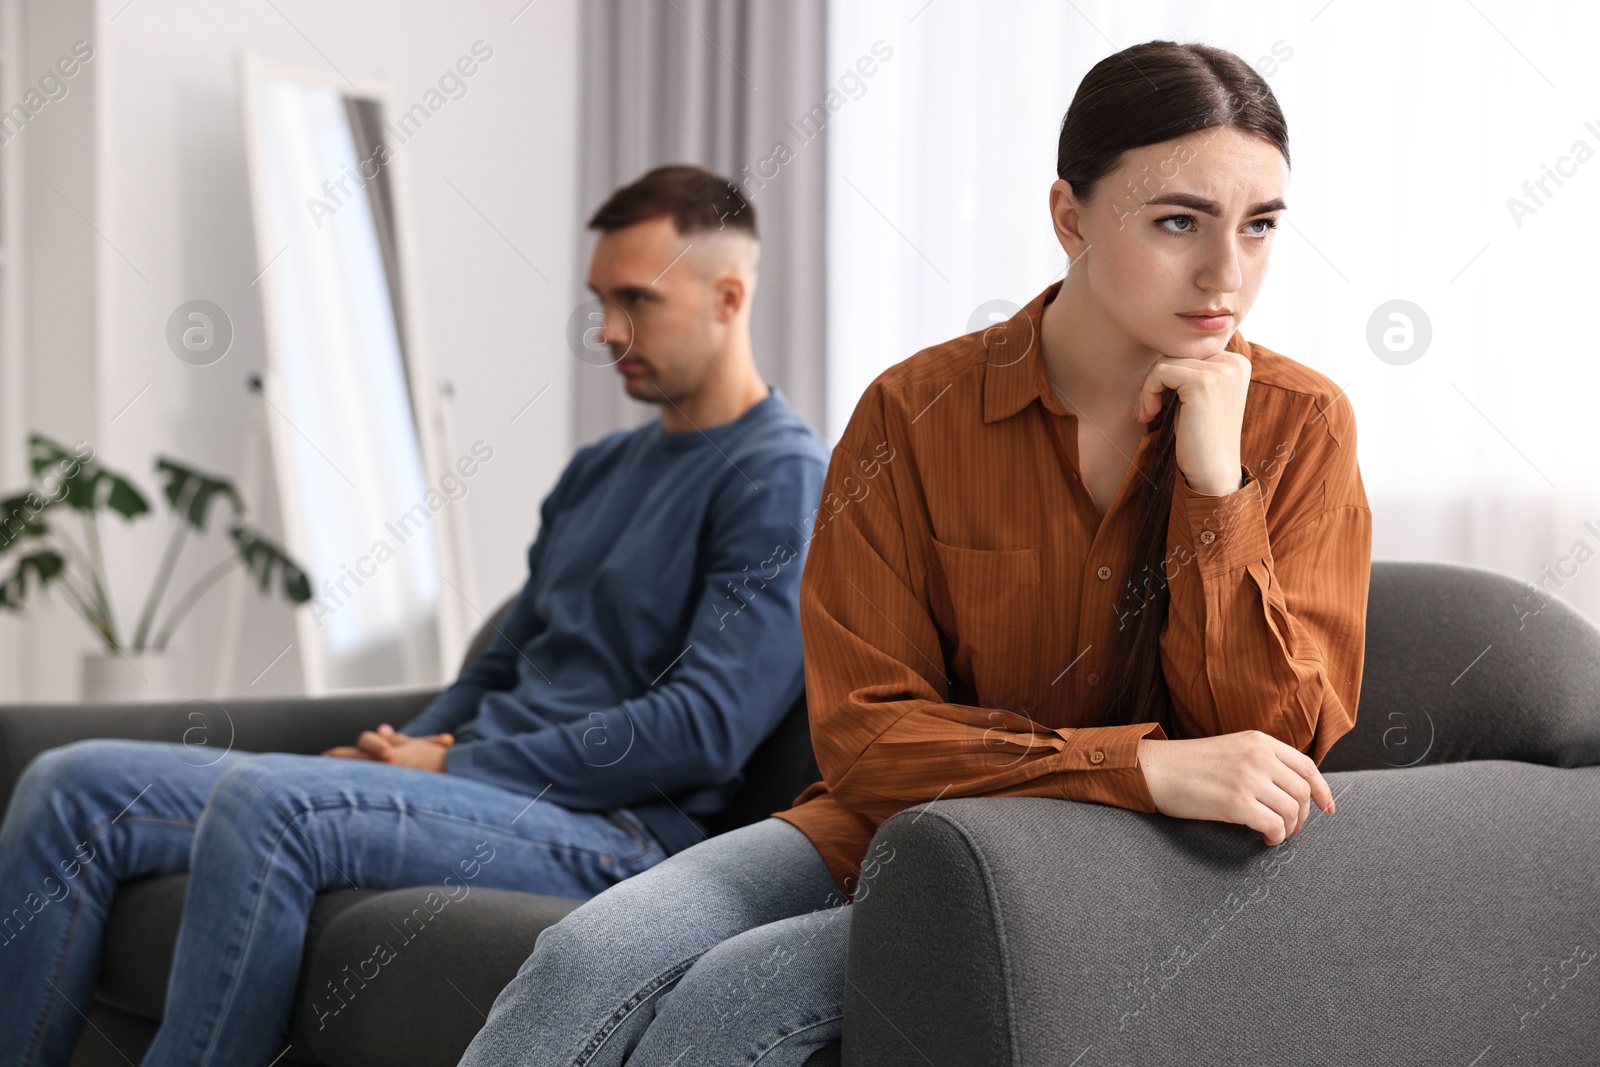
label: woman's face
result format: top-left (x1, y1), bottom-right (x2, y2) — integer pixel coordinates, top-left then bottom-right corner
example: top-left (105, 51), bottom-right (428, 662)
top-left (1051, 126), bottom-right (1289, 360)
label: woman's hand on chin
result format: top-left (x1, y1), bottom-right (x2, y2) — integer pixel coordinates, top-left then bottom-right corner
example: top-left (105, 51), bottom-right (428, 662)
top-left (1133, 346), bottom-right (1252, 495)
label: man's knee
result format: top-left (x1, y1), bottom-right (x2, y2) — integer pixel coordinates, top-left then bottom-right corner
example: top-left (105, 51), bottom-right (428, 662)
top-left (206, 752), bottom-right (309, 818)
top-left (13, 738), bottom-right (161, 821)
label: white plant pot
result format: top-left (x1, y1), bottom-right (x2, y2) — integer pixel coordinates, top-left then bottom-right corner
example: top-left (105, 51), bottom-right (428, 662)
top-left (80, 650), bottom-right (185, 703)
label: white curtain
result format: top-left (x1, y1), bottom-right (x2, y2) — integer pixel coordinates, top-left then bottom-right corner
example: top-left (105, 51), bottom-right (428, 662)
top-left (827, 0), bottom-right (1600, 624)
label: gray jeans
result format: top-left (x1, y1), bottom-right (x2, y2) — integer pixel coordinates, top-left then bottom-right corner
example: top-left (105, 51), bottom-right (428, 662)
top-left (457, 817), bottom-right (850, 1066)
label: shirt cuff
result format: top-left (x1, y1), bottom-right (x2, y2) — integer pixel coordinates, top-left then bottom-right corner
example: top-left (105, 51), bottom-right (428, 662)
top-left (1051, 720), bottom-right (1163, 769)
top-left (443, 741), bottom-right (476, 777)
top-left (1049, 721), bottom-right (1169, 812)
top-left (1171, 463), bottom-right (1271, 580)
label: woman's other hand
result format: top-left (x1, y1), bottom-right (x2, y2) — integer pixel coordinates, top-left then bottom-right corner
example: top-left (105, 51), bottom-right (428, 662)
top-left (1136, 730), bottom-right (1335, 845)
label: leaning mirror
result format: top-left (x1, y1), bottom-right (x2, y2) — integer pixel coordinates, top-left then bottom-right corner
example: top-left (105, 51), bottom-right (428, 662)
top-left (237, 55), bottom-right (474, 694)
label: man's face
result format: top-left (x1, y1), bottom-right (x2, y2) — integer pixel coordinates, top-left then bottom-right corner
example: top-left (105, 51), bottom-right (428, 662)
top-left (585, 215), bottom-right (722, 406)
top-left (1057, 126), bottom-right (1289, 360)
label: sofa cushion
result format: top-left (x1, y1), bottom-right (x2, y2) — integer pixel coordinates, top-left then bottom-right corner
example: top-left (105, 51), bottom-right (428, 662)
top-left (291, 885), bottom-right (584, 1066)
top-left (96, 873), bottom-right (843, 1067)
top-left (97, 875), bottom-right (383, 1023)
top-left (94, 874), bottom-right (584, 1066)
top-left (97, 875), bottom-right (190, 1020)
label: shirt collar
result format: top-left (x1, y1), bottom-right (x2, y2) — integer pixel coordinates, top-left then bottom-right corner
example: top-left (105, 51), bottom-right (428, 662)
top-left (981, 280), bottom-right (1250, 424)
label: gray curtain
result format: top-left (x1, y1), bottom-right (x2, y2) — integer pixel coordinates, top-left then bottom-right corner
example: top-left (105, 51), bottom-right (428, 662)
top-left (577, 0), bottom-right (828, 444)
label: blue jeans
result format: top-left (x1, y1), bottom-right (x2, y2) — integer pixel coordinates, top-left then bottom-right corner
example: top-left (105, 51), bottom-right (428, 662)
top-left (0, 738), bottom-right (669, 1067)
top-left (458, 816), bottom-right (852, 1067)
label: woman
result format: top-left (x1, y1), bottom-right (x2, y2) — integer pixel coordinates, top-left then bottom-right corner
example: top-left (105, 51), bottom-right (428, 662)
top-left (458, 39), bottom-right (1370, 1067)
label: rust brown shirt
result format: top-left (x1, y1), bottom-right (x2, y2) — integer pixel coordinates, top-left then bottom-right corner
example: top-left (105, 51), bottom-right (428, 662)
top-left (771, 280), bottom-right (1372, 900)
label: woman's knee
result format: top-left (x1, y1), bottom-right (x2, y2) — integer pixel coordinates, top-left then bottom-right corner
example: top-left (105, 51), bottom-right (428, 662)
top-left (530, 860), bottom-right (689, 968)
top-left (685, 906), bottom-right (848, 1005)
top-left (641, 905), bottom-right (852, 1055)
top-left (472, 822), bottom-right (844, 1065)
top-left (526, 824), bottom-right (795, 982)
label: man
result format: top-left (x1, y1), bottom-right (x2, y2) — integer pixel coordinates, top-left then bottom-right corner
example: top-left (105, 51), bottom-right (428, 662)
top-left (0, 164), bottom-right (828, 1067)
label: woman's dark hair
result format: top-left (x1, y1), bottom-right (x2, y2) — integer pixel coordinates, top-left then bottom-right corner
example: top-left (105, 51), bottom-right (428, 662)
top-left (1055, 41), bottom-right (1289, 739)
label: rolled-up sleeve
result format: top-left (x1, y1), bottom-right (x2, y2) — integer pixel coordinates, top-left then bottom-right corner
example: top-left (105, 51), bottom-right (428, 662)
top-left (803, 390), bottom-right (1168, 824)
top-left (1159, 391), bottom-right (1372, 763)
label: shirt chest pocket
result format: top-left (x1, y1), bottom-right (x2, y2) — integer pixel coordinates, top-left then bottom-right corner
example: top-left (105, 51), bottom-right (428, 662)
top-left (928, 538), bottom-right (1042, 712)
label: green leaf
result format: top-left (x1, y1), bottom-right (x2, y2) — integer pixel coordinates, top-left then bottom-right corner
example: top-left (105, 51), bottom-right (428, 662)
top-left (101, 473), bottom-right (151, 519)
top-left (30, 434), bottom-right (100, 512)
top-left (0, 493), bottom-right (49, 556)
top-left (0, 550), bottom-right (64, 610)
top-left (157, 457), bottom-right (243, 531)
top-left (28, 433), bottom-right (82, 478)
top-left (28, 433), bottom-right (149, 519)
top-left (229, 525), bottom-right (313, 604)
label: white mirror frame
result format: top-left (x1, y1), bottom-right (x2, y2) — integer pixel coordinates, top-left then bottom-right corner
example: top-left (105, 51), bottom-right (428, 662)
top-left (236, 51), bottom-right (477, 695)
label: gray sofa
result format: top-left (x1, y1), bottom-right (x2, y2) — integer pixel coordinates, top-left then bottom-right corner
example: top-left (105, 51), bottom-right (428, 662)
top-left (6, 560), bottom-right (1596, 1066)
top-left (840, 560), bottom-right (1600, 1065)
top-left (0, 603), bottom-right (836, 1067)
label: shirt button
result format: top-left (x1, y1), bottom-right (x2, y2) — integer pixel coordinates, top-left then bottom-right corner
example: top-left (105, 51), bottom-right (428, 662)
top-left (1200, 530), bottom-right (1216, 544)
top-left (1089, 749), bottom-right (1105, 764)
top-left (1096, 565), bottom-right (1112, 580)
top-left (1086, 672), bottom-right (1100, 686)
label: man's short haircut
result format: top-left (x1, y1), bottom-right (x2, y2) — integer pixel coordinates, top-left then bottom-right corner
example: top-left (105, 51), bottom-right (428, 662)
top-left (586, 164), bottom-right (757, 241)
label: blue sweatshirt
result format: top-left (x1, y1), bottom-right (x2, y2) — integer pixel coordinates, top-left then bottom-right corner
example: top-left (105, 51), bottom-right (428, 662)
top-left (401, 385), bottom-right (828, 856)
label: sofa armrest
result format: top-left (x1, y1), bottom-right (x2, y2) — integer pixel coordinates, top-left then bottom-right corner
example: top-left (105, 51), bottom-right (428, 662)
top-left (842, 762), bottom-right (1600, 1067)
top-left (0, 688), bottom-right (439, 824)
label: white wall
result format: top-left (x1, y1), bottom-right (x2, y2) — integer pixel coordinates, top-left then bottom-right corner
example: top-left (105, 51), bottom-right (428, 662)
top-left (6, 0), bottom-right (580, 700)
top-left (2, 0), bottom-right (100, 702)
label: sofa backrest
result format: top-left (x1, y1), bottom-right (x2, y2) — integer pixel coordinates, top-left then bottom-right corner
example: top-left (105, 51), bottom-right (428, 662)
top-left (1321, 559), bottom-right (1600, 772)
top-left (457, 599), bottom-right (517, 672)
top-left (703, 690), bottom-right (818, 836)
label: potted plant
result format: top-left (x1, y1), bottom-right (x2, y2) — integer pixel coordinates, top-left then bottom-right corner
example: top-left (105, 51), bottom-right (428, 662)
top-left (0, 433), bottom-right (312, 701)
